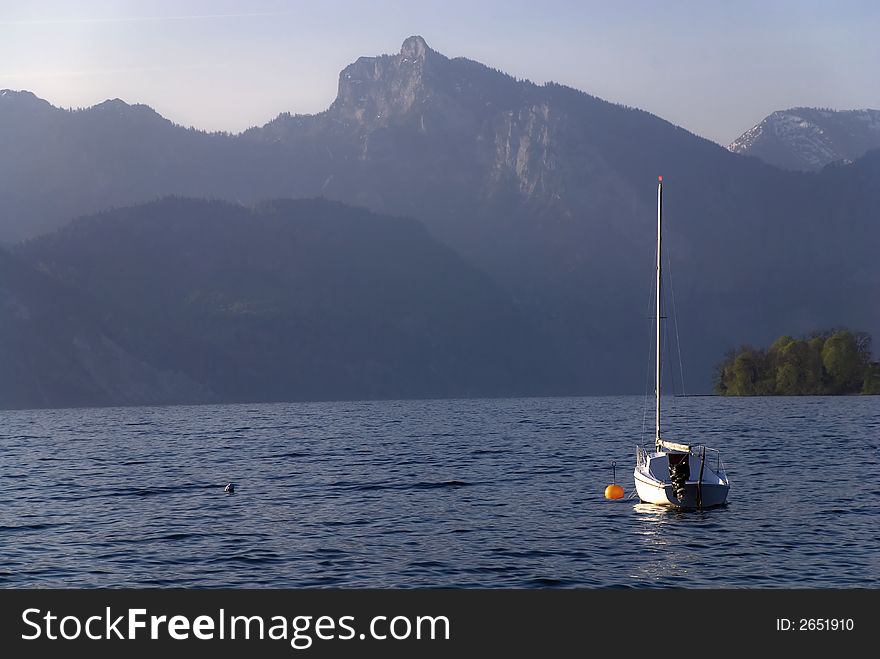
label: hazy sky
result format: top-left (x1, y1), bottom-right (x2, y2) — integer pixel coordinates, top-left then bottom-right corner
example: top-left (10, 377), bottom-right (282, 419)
top-left (2, 0), bottom-right (878, 145)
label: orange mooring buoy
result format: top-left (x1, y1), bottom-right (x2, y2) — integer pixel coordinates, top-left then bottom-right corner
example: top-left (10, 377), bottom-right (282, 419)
top-left (605, 461), bottom-right (625, 499)
top-left (605, 483), bottom-right (625, 499)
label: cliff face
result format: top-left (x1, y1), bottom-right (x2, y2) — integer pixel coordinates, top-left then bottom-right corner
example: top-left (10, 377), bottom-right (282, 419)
top-left (317, 37), bottom-right (608, 210)
top-left (333, 36), bottom-right (437, 129)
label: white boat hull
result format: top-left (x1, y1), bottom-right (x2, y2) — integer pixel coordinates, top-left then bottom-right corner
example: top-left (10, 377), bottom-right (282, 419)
top-left (634, 472), bottom-right (730, 508)
top-left (634, 448), bottom-right (730, 509)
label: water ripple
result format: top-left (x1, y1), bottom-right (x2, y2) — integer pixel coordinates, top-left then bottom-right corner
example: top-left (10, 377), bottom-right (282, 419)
top-left (0, 396), bottom-right (877, 588)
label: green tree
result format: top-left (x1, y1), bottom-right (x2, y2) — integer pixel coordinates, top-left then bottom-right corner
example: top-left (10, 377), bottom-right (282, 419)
top-left (730, 348), bottom-right (762, 396)
top-left (775, 362), bottom-right (795, 393)
top-left (713, 348), bottom-right (738, 395)
top-left (770, 335), bottom-right (795, 394)
top-left (769, 335), bottom-right (796, 356)
top-left (822, 330), bottom-right (866, 394)
top-left (716, 329), bottom-right (877, 396)
top-left (774, 337), bottom-right (812, 394)
top-left (862, 362), bottom-right (880, 395)
top-left (805, 335), bottom-right (826, 394)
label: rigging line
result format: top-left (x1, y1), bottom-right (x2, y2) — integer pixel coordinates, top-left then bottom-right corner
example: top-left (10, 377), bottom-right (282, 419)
top-left (662, 282), bottom-right (677, 398)
top-left (665, 246), bottom-right (692, 430)
top-left (665, 247), bottom-right (686, 397)
top-left (641, 249), bottom-right (657, 445)
top-left (661, 297), bottom-right (684, 433)
top-left (641, 318), bottom-right (652, 443)
top-left (657, 249), bottom-right (677, 433)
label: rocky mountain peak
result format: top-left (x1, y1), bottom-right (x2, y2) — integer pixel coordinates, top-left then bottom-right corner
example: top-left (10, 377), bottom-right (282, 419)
top-left (400, 35), bottom-right (431, 61)
top-left (729, 107), bottom-right (880, 171)
top-left (331, 36), bottom-right (443, 128)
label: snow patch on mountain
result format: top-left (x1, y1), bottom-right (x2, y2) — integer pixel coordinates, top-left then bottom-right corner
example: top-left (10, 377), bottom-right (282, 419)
top-left (728, 108), bottom-right (880, 171)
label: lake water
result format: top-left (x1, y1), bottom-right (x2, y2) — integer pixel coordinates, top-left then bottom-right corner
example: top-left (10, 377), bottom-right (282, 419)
top-left (1, 396), bottom-right (877, 588)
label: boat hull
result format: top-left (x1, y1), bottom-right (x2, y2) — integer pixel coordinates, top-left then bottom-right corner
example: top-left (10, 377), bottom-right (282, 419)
top-left (634, 470), bottom-right (729, 509)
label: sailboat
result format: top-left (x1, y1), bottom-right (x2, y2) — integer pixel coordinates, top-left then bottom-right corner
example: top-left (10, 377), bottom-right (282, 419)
top-left (633, 177), bottom-right (730, 509)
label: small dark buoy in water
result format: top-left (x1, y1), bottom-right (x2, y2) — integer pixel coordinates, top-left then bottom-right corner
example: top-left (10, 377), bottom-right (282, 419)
top-left (604, 461), bottom-right (625, 500)
top-left (224, 483), bottom-right (235, 494)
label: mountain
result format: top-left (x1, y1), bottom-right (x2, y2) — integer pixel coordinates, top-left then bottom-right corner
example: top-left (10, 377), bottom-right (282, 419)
top-left (8, 197), bottom-right (571, 408)
top-left (0, 244), bottom-right (210, 408)
top-left (2, 37), bottom-right (878, 396)
top-left (0, 88), bottom-right (243, 241)
top-left (728, 107), bottom-right (880, 171)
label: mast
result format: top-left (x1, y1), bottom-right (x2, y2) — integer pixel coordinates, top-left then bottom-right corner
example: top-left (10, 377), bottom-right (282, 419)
top-left (655, 176), bottom-right (662, 446)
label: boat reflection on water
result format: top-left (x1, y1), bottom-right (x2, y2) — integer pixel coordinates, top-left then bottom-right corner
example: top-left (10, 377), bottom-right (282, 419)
top-left (629, 500), bottom-right (734, 584)
top-left (632, 502), bottom-right (695, 518)
top-left (631, 502), bottom-right (680, 540)
top-left (631, 503), bottom-right (677, 551)
top-left (629, 503), bottom-right (689, 582)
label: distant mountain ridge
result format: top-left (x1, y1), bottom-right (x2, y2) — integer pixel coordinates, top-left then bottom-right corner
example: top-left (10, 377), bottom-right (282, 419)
top-left (4, 197), bottom-right (571, 408)
top-left (728, 107), bottom-right (880, 171)
top-left (1, 37), bottom-right (878, 402)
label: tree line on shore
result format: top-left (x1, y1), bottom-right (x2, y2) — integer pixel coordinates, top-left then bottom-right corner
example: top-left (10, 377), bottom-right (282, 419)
top-left (714, 329), bottom-right (880, 395)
